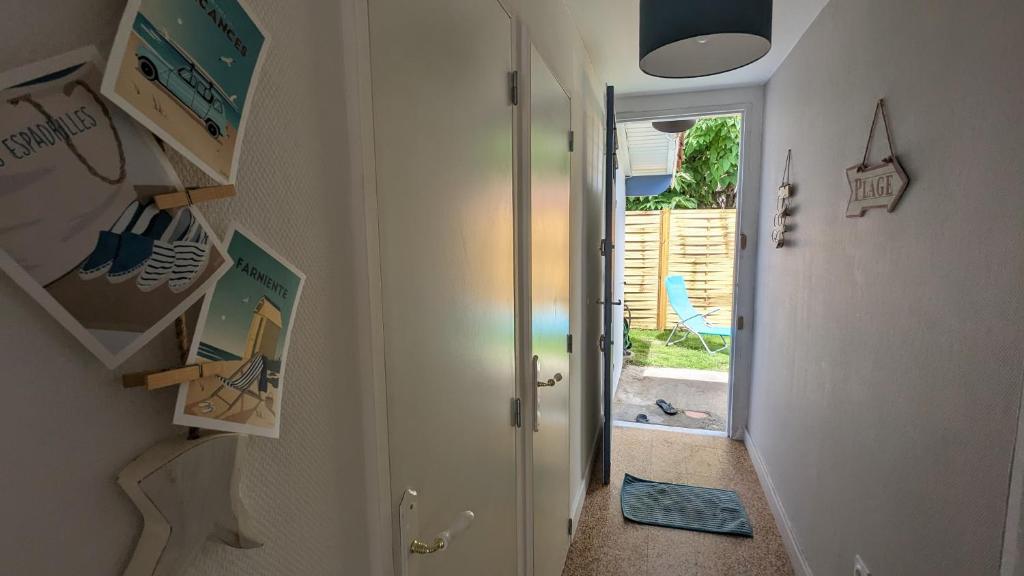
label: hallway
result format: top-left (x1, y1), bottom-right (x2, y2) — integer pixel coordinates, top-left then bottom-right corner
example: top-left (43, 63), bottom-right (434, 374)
top-left (563, 427), bottom-right (792, 575)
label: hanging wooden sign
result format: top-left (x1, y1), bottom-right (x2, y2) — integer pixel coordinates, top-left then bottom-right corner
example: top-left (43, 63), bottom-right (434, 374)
top-left (771, 149), bottom-right (793, 247)
top-left (118, 433), bottom-right (261, 576)
top-left (846, 99), bottom-right (909, 217)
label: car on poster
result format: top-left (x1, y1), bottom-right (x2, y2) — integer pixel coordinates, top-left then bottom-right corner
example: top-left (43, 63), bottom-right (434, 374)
top-left (103, 0), bottom-right (268, 184)
top-left (133, 20), bottom-right (231, 140)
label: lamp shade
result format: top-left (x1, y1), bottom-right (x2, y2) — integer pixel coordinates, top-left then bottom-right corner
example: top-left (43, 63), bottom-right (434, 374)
top-left (652, 119), bottom-right (696, 134)
top-left (639, 0), bottom-right (773, 78)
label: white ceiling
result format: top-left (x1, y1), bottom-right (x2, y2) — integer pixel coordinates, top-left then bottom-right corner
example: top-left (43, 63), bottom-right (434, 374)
top-left (564, 0), bottom-right (830, 96)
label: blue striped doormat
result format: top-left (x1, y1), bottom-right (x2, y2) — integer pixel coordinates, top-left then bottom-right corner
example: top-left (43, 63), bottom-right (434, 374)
top-left (620, 474), bottom-right (753, 537)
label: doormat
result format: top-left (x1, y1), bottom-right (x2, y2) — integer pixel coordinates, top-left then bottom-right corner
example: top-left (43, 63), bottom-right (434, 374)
top-left (620, 474), bottom-right (753, 537)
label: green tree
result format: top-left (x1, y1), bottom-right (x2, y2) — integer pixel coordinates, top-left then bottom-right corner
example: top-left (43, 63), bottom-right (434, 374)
top-left (626, 116), bottom-right (741, 211)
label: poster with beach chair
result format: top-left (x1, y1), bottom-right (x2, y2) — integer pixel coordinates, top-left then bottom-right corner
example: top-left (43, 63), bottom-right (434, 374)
top-left (174, 226), bottom-right (305, 438)
top-left (0, 47), bottom-right (232, 368)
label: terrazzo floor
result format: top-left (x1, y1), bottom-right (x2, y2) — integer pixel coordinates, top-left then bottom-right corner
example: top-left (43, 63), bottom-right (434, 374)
top-left (561, 426), bottom-right (793, 576)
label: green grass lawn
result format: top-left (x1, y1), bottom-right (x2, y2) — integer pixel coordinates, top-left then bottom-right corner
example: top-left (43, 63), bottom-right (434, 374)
top-left (626, 328), bottom-right (731, 372)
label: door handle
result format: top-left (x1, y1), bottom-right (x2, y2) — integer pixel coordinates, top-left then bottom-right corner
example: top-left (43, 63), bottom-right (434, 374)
top-left (596, 299), bottom-right (622, 306)
top-left (400, 488), bottom-right (475, 574)
top-left (534, 354), bottom-right (562, 432)
top-left (410, 510), bottom-right (475, 555)
top-left (537, 373), bottom-right (562, 388)
top-left (532, 355), bottom-right (541, 432)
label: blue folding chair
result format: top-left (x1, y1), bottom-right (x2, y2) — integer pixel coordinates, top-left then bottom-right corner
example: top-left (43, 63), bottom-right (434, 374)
top-left (664, 275), bottom-right (730, 354)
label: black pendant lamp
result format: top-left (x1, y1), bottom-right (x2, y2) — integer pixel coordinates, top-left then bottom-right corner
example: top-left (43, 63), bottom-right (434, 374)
top-left (652, 119), bottom-right (695, 134)
top-left (639, 0), bottom-right (773, 78)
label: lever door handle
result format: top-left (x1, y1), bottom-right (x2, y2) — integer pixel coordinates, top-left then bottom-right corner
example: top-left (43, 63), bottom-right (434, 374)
top-left (596, 299), bottom-right (622, 306)
top-left (537, 372), bottom-right (562, 388)
top-left (410, 510), bottom-right (475, 555)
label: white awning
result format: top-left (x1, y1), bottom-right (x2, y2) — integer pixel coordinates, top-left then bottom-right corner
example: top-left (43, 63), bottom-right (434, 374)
top-left (616, 121), bottom-right (679, 178)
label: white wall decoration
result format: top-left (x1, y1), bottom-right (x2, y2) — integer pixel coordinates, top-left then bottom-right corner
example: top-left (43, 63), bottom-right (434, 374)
top-left (771, 149), bottom-right (793, 247)
top-left (118, 433), bottom-right (261, 576)
top-left (846, 99), bottom-right (910, 217)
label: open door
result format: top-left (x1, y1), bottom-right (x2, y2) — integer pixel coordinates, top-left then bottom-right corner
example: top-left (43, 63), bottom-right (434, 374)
top-left (601, 86), bottom-right (616, 485)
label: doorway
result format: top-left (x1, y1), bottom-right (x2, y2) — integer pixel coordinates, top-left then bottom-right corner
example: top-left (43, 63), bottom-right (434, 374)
top-left (572, 98), bottom-right (789, 574)
top-left (613, 113), bottom-right (743, 435)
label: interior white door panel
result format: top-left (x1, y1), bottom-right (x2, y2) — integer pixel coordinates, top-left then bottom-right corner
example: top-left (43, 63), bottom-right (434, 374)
top-left (368, 1), bottom-right (516, 574)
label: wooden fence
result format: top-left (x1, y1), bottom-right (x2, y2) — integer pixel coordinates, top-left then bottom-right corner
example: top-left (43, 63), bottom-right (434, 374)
top-left (623, 209), bottom-right (736, 330)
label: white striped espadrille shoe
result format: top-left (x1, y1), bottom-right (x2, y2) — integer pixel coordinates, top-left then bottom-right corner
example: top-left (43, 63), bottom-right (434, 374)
top-left (167, 219), bottom-right (210, 294)
top-left (136, 208), bottom-right (192, 292)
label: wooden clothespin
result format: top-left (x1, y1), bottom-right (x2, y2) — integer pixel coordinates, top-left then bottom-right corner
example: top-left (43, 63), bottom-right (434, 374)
top-left (122, 360), bottom-right (244, 391)
top-left (123, 364), bottom-right (205, 391)
top-left (135, 184), bottom-right (236, 210)
top-left (122, 316), bottom-right (243, 391)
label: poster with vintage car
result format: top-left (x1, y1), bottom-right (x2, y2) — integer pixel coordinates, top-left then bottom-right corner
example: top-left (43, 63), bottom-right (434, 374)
top-left (102, 0), bottom-right (268, 184)
top-left (0, 47), bottom-right (232, 368)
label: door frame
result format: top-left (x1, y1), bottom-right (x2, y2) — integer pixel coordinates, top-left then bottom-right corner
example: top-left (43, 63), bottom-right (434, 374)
top-left (344, 0), bottom-right (394, 574)
top-left (615, 99), bottom-right (762, 440)
top-left (513, 20), bottom-right (531, 576)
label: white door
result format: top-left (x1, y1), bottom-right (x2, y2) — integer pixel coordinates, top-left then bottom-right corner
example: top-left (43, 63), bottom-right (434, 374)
top-left (368, 1), bottom-right (516, 574)
top-left (529, 46), bottom-right (572, 576)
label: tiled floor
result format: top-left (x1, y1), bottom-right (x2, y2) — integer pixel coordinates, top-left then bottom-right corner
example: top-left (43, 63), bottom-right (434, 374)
top-left (562, 426), bottom-right (793, 576)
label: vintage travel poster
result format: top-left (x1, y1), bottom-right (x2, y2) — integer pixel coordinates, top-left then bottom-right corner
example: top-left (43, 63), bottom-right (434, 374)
top-left (0, 47), bottom-right (231, 368)
top-left (175, 226), bottom-right (305, 438)
top-left (102, 0), bottom-right (268, 184)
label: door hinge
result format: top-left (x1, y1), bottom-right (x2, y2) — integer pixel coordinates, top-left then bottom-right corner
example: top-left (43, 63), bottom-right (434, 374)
top-left (740, 233), bottom-right (748, 250)
top-left (512, 397), bottom-right (522, 428)
top-left (566, 333), bottom-right (573, 354)
top-left (599, 334), bottom-right (609, 352)
top-left (568, 517), bottom-right (573, 535)
top-left (568, 130), bottom-right (575, 152)
top-left (600, 239), bottom-right (612, 256)
top-left (509, 71), bottom-right (519, 106)
top-left (736, 316), bottom-right (745, 330)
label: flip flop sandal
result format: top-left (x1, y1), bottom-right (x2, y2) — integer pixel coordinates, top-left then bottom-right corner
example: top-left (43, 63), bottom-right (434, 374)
top-left (136, 209), bottom-right (192, 292)
top-left (168, 219), bottom-right (211, 294)
top-left (107, 204), bottom-right (172, 283)
top-left (656, 399), bottom-right (679, 415)
top-left (78, 200), bottom-right (142, 280)
top-left (635, 413), bottom-right (649, 424)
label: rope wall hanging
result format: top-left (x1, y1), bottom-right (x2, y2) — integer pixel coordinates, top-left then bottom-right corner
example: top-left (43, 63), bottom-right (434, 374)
top-left (771, 149), bottom-right (793, 248)
top-left (845, 98), bottom-right (910, 217)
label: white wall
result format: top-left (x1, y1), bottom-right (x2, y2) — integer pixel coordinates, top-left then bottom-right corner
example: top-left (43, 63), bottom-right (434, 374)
top-left (617, 86), bottom-right (765, 438)
top-left (749, 0), bottom-right (1024, 574)
top-left (0, 1), bottom-right (373, 574)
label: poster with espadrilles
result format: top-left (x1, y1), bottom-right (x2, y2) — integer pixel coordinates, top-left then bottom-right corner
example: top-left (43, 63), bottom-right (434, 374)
top-left (0, 47), bottom-right (232, 368)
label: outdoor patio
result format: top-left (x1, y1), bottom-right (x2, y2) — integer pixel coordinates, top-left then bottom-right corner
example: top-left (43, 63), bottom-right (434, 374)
top-left (618, 203), bottom-right (737, 433)
top-left (613, 364), bottom-right (728, 431)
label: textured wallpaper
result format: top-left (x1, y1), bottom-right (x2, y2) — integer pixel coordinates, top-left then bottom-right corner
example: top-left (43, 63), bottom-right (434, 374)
top-left (749, 0), bottom-right (1024, 573)
top-left (0, 1), bottom-right (372, 574)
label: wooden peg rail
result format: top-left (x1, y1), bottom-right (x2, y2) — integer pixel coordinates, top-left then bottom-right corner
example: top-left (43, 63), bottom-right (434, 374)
top-left (134, 184), bottom-right (236, 210)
